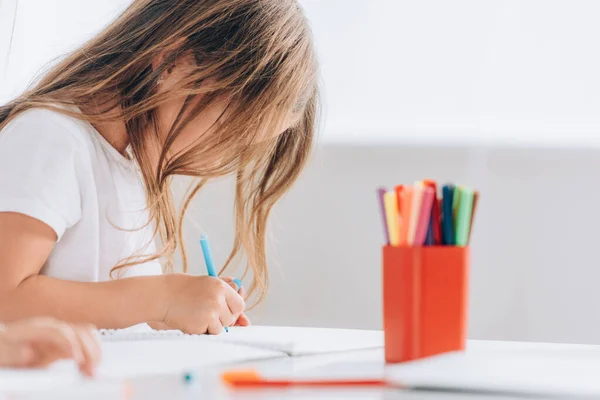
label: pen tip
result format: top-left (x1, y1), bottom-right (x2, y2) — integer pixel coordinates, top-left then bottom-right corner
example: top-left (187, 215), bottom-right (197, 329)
top-left (200, 234), bottom-right (208, 241)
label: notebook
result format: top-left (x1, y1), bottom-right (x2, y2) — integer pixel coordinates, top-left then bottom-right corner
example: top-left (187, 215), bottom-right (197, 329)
top-left (99, 325), bottom-right (384, 356)
top-left (0, 367), bottom-right (79, 392)
top-left (98, 340), bottom-right (285, 378)
top-left (0, 340), bottom-right (285, 390)
top-left (0, 363), bottom-right (127, 399)
top-left (1, 378), bottom-right (126, 400)
top-left (386, 340), bottom-right (600, 397)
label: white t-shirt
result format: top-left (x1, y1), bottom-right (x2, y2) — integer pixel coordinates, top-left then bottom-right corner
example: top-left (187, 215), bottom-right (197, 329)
top-left (0, 108), bottom-right (162, 281)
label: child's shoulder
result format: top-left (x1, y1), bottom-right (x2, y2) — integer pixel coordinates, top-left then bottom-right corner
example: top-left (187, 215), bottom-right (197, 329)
top-left (1, 107), bottom-right (92, 151)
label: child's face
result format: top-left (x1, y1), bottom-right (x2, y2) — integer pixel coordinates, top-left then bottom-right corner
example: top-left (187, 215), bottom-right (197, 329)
top-left (157, 90), bottom-right (230, 161)
top-left (153, 56), bottom-right (296, 172)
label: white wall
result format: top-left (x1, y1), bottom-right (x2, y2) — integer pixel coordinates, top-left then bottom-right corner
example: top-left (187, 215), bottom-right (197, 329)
top-left (0, 0), bottom-right (129, 102)
top-left (303, 0), bottom-right (600, 145)
top-left (5, 1), bottom-right (600, 145)
top-left (181, 144), bottom-right (600, 345)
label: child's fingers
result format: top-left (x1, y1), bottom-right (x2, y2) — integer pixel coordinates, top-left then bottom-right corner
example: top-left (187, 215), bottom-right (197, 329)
top-left (72, 325), bottom-right (101, 376)
top-left (207, 316), bottom-right (224, 335)
top-left (1, 319), bottom-right (90, 370)
top-left (221, 277), bottom-right (245, 297)
top-left (31, 324), bottom-right (99, 375)
top-left (147, 321), bottom-right (170, 330)
top-left (225, 280), bottom-right (242, 294)
top-left (236, 285), bottom-right (247, 298)
top-left (0, 339), bottom-right (34, 368)
top-left (26, 346), bottom-right (71, 368)
top-left (235, 313), bottom-right (251, 327)
top-left (21, 324), bottom-right (83, 364)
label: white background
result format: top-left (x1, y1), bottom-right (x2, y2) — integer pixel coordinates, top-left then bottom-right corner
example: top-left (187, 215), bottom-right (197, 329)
top-left (2, 1), bottom-right (600, 344)
top-left (4, 0), bottom-right (600, 145)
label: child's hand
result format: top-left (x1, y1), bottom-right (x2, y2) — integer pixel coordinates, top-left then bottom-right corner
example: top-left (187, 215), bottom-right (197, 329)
top-left (220, 277), bottom-right (251, 327)
top-left (0, 318), bottom-right (100, 376)
top-left (162, 274), bottom-right (245, 334)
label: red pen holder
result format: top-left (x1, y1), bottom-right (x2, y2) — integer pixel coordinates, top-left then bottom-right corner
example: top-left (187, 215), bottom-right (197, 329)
top-left (383, 246), bottom-right (469, 363)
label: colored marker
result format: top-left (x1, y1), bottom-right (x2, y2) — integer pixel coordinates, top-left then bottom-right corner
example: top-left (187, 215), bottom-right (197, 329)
top-left (441, 184), bottom-right (455, 245)
top-left (200, 234), bottom-right (229, 333)
top-left (394, 185), bottom-right (404, 213)
top-left (398, 187), bottom-right (413, 246)
top-left (384, 191), bottom-right (400, 246)
top-left (394, 185), bottom-right (405, 239)
top-left (425, 222), bottom-right (434, 246)
top-left (233, 278), bottom-right (243, 291)
top-left (222, 369), bottom-right (387, 388)
top-left (376, 188), bottom-right (390, 245)
top-left (455, 187), bottom-right (474, 247)
top-left (452, 186), bottom-right (461, 228)
top-left (200, 234), bottom-right (217, 277)
top-left (414, 187), bottom-right (435, 246)
top-left (407, 182), bottom-right (424, 245)
top-left (468, 191), bottom-right (480, 244)
top-left (423, 180), bottom-right (442, 244)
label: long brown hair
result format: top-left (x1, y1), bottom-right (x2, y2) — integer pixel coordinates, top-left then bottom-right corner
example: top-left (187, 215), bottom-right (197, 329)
top-left (0, 0), bottom-right (319, 303)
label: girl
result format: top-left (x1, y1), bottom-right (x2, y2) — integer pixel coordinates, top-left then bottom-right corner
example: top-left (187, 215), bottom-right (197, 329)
top-left (0, 0), bottom-right (318, 335)
top-left (0, 318), bottom-right (100, 376)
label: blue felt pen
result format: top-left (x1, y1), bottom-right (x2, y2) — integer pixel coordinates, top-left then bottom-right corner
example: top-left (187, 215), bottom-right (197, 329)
top-left (441, 184), bottom-right (455, 245)
top-left (200, 234), bottom-right (228, 333)
top-left (233, 278), bottom-right (243, 291)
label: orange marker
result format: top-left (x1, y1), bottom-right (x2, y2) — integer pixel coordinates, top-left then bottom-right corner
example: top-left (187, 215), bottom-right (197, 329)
top-left (407, 183), bottom-right (424, 245)
top-left (395, 185), bottom-right (405, 238)
top-left (398, 186), bottom-right (413, 246)
top-left (222, 369), bottom-right (388, 388)
top-left (394, 185), bottom-right (404, 212)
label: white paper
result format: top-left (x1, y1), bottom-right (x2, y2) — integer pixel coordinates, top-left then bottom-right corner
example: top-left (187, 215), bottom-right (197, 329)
top-left (387, 341), bottom-right (600, 397)
top-left (100, 325), bottom-right (384, 356)
top-left (97, 340), bottom-right (285, 378)
top-left (213, 326), bottom-right (383, 356)
top-left (5, 381), bottom-right (126, 400)
top-left (0, 338), bottom-right (287, 392)
top-left (0, 363), bottom-right (80, 392)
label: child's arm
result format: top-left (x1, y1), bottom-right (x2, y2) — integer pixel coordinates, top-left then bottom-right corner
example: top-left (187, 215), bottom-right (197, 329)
top-left (0, 274), bottom-right (168, 329)
top-left (0, 213), bottom-right (244, 333)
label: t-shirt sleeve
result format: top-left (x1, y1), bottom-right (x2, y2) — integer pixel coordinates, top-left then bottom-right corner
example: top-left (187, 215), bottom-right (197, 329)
top-left (0, 110), bottom-right (83, 240)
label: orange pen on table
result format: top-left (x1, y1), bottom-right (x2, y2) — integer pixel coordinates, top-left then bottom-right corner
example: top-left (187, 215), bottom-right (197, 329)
top-left (222, 370), bottom-right (389, 389)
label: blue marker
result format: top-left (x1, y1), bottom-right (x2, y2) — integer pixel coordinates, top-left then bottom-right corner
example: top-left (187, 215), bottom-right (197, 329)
top-left (441, 184), bottom-right (455, 245)
top-left (200, 234), bottom-right (229, 333)
top-left (233, 278), bottom-right (243, 291)
top-left (200, 234), bottom-right (217, 277)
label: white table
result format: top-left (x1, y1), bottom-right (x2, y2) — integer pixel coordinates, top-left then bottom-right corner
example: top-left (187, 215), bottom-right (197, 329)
top-left (10, 340), bottom-right (600, 399)
top-left (125, 340), bottom-right (600, 400)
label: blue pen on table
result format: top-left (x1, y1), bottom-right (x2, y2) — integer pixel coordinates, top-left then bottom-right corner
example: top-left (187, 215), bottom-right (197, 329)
top-left (200, 234), bottom-right (229, 333)
top-left (183, 371), bottom-right (194, 384)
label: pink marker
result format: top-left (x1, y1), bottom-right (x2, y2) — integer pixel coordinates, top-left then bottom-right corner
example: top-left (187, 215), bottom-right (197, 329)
top-left (414, 187), bottom-right (435, 246)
